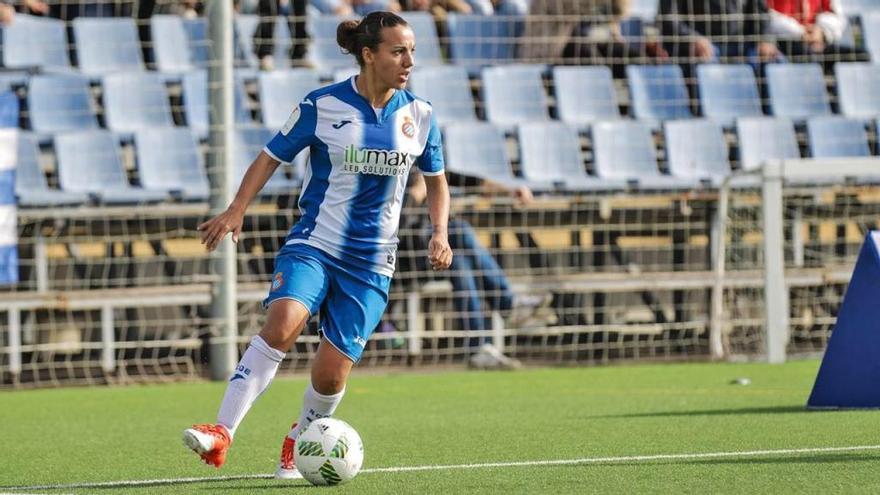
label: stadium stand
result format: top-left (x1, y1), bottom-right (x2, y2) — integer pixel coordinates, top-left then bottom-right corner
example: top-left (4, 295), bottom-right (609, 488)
top-left (664, 119), bottom-right (735, 187)
top-left (15, 133), bottom-right (89, 207)
top-left (407, 65), bottom-right (478, 126)
top-left (446, 14), bottom-right (520, 71)
top-left (307, 15), bottom-right (360, 75)
top-left (1, 14), bottom-right (70, 72)
top-left (182, 17), bottom-right (210, 69)
top-left (626, 65), bottom-right (693, 127)
top-left (27, 74), bottom-right (99, 138)
top-left (72, 17), bottom-right (145, 77)
top-left (234, 126), bottom-right (300, 196)
top-left (864, 11), bottom-right (880, 62)
top-left (443, 122), bottom-right (534, 189)
top-left (834, 62), bottom-right (880, 119)
top-left (806, 116), bottom-right (872, 158)
top-left (257, 69), bottom-right (321, 130)
top-left (55, 131), bottom-right (168, 204)
top-left (134, 128), bottom-right (210, 202)
top-left (102, 72), bottom-right (175, 137)
top-left (181, 70), bottom-right (252, 140)
top-left (481, 64), bottom-right (550, 130)
top-left (150, 15), bottom-right (196, 75)
top-left (399, 12), bottom-right (444, 66)
top-left (736, 117), bottom-right (801, 171)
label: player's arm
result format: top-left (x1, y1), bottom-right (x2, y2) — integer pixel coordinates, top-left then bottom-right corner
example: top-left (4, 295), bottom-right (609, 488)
top-left (199, 98), bottom-right (317, 251)
top-left (198, 152), bottom-right (281, 251)
top-left (424, 173), bottom-right (452, 271)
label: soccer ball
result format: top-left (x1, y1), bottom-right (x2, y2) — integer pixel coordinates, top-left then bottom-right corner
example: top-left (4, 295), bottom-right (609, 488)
top-left (295, 418), bottom-right (364, 486)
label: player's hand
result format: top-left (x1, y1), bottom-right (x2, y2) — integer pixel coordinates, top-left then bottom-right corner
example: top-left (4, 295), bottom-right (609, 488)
top-left (197, 206), bottom-right (245, 252)
top-left (428, 231), bottom-right (452, 271)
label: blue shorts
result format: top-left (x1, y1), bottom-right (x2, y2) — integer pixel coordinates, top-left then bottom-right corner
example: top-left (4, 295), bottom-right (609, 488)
top-left (262, 243), bottom-right (391, 363)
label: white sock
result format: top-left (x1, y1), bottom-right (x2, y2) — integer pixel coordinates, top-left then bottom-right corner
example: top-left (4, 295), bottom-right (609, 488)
top-left (287, 382), bottom-right (345, 440)
top-left (216, 335), bottom-right (285, 438)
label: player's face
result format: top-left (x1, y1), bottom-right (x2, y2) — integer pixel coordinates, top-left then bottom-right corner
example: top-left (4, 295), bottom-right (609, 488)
top-left (368, 25), bottom-right (415, 90)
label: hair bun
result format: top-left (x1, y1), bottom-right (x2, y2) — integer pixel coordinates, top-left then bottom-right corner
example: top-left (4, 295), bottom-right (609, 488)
top-left (336, 19), bottom-right (360, 54)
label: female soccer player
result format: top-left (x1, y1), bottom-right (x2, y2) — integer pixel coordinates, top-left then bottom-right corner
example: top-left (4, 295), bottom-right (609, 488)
top-left (182, 11), bottom-right (452, 478)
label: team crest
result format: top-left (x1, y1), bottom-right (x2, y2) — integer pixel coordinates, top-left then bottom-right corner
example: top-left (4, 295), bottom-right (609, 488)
top-left (272, 272), bottom-right (284, 291)
top-left (401, 116), bottom-right (415, 139)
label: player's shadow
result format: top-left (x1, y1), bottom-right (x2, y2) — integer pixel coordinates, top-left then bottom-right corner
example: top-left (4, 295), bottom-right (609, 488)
top-left (593, 405), bottom-right (813, 419)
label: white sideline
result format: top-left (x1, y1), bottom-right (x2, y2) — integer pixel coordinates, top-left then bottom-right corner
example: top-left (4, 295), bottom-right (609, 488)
top-left (5, 444), bottom-right (880, 491)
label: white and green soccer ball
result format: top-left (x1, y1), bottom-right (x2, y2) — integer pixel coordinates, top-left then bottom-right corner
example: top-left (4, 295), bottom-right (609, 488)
top-left (295, 418), bottom-right (364, 486)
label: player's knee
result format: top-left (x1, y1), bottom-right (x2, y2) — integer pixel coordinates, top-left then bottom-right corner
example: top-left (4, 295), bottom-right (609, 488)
top-left (312, 374), bottom-right (346, 395)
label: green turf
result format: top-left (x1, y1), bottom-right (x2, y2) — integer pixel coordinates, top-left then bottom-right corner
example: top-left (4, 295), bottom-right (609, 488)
top-left (1, 360), bottom-right (879, 494)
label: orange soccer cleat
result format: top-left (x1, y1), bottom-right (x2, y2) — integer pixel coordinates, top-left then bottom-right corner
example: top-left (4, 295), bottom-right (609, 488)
top-left (274, 422), bottom-right (302, 480)
top-left (182, 423), bottom-right (232, 468)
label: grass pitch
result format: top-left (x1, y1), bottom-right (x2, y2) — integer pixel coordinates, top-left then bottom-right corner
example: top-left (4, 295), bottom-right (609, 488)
top-left (1, 360), bottom-right (878, 494)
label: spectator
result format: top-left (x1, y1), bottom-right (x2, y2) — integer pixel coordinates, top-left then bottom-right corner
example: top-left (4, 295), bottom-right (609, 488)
top-left (400, 173), bottom-right (555, 370)
top-left (308, 0), bottom-right (354, 15)
top-left (0, 0), bottom-right (49, 24)
top-left (520, 0), bottom-right (667, 74)
top-left (466, 0), bottom-right (529, 16)
top-left (658, 0), bottom-right (784, 66)
top-left (45, 0), bottom-right (132, 19)
top-left (254, 0), bottom-right (309, 70)
top-left (351, 0), bottom-right (402, 16)
top-left (766, 0), bottom-right (866, 67)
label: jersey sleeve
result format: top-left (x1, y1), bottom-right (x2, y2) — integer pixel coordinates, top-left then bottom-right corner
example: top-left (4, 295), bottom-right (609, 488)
top-left (417, 114), bottom-right (444, 176)
top-left (263, 98), bottom-right (317, 163)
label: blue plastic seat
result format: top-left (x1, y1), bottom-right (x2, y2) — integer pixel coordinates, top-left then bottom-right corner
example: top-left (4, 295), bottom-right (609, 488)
top-left (28, 74), bottom-right (99, 136)
top-left (592, 121), bottom-right (697, 190)
top-left (807, 117), bottom-right (871, 158)
top-left (446, 14), bottom-right (520, 71)
top-left (15, 132), bottom-right (89, 207)
top-left (697, 64), bottom-right (762, 127)
top-left (736, 117), bottom-right (800, 171)
top-left (235, 126), bottom-right (299, 195)
top-left (182, 70), bottom-right (252, 140)
top-left (234, 14), bottom-right (260, 69)
top-left (102, 72), bottom-right (174, 135)
top-left (135, 128), bottom-right (210, 202)
top-left (55, 131), bottom-right (168, 204)
top-left (307, 15), bottom-right (360, 75)
top-left (519, 122), bottom-right (624, 191)
top-left (151, 15), bottom-right (195, 74)
top-left (864, 11), bottom-right (880, 62)
top-left (408, 65), bottom-right (477, 126)
top-left (258, 69), bottom-right (321, 130)
top-left (552, 66), bottom-right (620, 129)
top-left (1, 14), bottom-right (70, 72)
top-left (443, 122), bottom-right (532, 188)
top-left (400, 12), bottom-right (443, 66)
top-left (183, 18), bottom-right (210, 69)
top-left (664, 119), bottom-right (742, 187)
top-left (766, 63), bottom-right (830, 120)
top-left (834, 63), bottom-right (880, 119)
top-left (627, 0), bottom-right (658, 21)
top-left (481, 65), bottom-right (549, 129)
top-left (73, 18), bottom-right (144, 76)
top-left (626, 65), bottom-right (693, 127)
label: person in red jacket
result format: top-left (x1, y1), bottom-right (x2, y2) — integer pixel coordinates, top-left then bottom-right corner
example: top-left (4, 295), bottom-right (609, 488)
top-left (767, 0), bottom-right (866, 67)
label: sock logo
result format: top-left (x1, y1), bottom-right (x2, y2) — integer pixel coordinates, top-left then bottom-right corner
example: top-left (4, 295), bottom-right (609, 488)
top-left (230, 365), bottom-right (252, 382)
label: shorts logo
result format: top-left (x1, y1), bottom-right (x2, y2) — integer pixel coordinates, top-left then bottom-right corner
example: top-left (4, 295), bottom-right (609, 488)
top-left (354, 336), bottom-right (367, 347)
top-left (401, 116), bottom-right (415, 139)
top-left (272, 272), bottom-right (284, 291)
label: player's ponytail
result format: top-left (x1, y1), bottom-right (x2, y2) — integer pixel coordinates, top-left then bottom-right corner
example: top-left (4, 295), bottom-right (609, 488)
top-left (336, 11), bottom-right (409, 67)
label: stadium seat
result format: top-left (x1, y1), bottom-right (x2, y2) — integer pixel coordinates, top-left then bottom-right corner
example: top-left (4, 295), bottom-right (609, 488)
top-left (765, 64), bottom-right (830, 120)
top-left (258, 69), bottom-right (321, 130)
top-left (627, 0), bottom-right (658, 21)
top-left (1, 14), bottom-right (70, 72)
top-left (864, 11), bottom-right (880, 62)
top-left (446, 14), bottom-right (520, 71)
top-left (834, 62), bottom-right (880, 119)
top-left (182, 70), bottom-right (252, 140)
top-left (15, 133), bottom-right (89, 207)
top-left (443, 122), bottom-right (532, 188)
top-left (664, 119), bottom-right (740, 187)
top-left (234, 126), bottom-right (300, 195)
top-left (27, 74), bottom-right (99, 136)
top-left (592, 121), bottom-right (697, 190)
top-left (333, 67), bottom-right (359, 83)
top-left (552, 66), bottom-right (620, 129)
top-left (234, 14), bottom-right (260, 69)
top-left (407, 65), bottom-right (477, 126)
top-left (806, 116), bottom-right (871, 158)
top-left (696, 64), bottom-right (763, 127)
top-left (183, 18), bottom-right (210, 69)
top-left (626, 65), bottom-right (693, 127)
top-left (151, 15), bottom-right (195, 74)
top-left (736, 117), bottom-right (800, 171)
top-left (307, 15), bottom-right (360, 76)
top-left (72, 18), bottom-right (144, 76)
top-left (135, 128), bottom-right (210, 202)
top-left (0, 72), bottom-right (28, 92)
top-left (102, 72), bottom-right (174, 136)
top-left (54, 131), bottom-right (168, 204)
top-left (518, 122), bottom-right (624, 191)
top-left (481, 65), bottom-right (550, 129)
top-left (400, 12), bottom-right (443, 66)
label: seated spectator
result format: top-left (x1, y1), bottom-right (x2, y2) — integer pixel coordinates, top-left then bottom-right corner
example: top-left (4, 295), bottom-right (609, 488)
top-left (0, 0), bottom-right (48, 24)
top-left (254, 0), bottom-right (309, 71)
top-left (466, 0), bottom-right (528, 16)
top-left (658, 0), bottom-right (784, 67)
top-left (767, 0), bottom-right (866, 67)
top-left (400, 173), bottom-right (555, 370)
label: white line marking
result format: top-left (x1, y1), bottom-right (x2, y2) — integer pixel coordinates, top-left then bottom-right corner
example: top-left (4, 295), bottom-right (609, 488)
top-left (5, 444), bottom-right (880, 491)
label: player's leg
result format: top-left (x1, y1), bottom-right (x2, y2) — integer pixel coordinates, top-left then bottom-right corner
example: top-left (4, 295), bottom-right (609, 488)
top-left (185, 247), bottom-right (328, 468)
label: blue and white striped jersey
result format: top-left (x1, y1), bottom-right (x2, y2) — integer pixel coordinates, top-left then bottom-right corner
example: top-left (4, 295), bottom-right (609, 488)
top-left (263, 76), bottom-right (444, 276)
